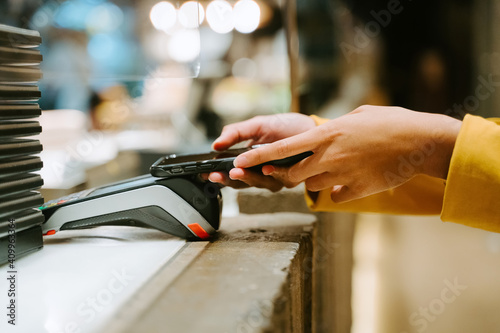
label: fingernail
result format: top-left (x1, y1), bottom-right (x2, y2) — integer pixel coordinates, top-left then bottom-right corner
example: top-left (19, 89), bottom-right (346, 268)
top-left (262, 165), bottom-right (275, 175)
top-left (211, 140), bottom-right (220, 149)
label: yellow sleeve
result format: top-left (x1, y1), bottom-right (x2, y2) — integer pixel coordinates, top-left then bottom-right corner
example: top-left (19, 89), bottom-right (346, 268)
top-left (305, 174), bottom-right (445, 215)
top-left (441, 114), bottom-right (500, 232)
top-left (305, 114), bottom-right (500, 232)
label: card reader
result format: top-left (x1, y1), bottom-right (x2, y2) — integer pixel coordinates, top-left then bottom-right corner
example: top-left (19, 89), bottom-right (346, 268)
top-left (40, 175), bottom-right (221, 240)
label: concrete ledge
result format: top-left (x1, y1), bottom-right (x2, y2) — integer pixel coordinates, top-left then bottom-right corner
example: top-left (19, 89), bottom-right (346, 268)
top-left (238, 184), bottom-right (311, 215)
top-left (237, 186), bottom-right (355, 333)
top-left (110, 213), bottom-right (316, 333)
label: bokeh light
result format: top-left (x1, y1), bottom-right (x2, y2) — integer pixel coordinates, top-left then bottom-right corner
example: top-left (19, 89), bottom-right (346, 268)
top-left (87, 32), bottom-right (134, 74)
top-left (86, 2), bottom-right (124, 33)
top-left (232, 57), bottom-right (257, 79)
top-left (206, 0), bottom-right (234, 34)
top-left (178, 1), bottom-right (205, 29)
top-left (150, 1), bottom-right (177, 32)
top-left (168, 29), bottom-right (201, 62)
top-left (233, 0), bottom-right (260, 34)
top-left (54, 0), bottom-right (93, 30)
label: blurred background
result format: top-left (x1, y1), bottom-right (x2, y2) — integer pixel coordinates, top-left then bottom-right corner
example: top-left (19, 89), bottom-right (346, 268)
top-left (2, 0), bottom-right (500, 332)
top-left (1, 0), bottom-right (298, 190)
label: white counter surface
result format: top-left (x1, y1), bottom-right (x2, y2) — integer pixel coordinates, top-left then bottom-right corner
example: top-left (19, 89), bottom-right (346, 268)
top-left (0, 226), bottom-right (186, 333)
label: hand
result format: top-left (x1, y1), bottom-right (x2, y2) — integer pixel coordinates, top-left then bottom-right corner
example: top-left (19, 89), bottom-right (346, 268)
top-left (207, 113), bottom-right (316, 191)
top-left (233, 105), bottom-right (462, 202)
top-left (212, 113), bottom-right (316, 150)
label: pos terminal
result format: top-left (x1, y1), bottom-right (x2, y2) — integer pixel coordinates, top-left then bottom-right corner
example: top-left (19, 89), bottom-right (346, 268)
top-left (40, 175), bottom-right (222, 240)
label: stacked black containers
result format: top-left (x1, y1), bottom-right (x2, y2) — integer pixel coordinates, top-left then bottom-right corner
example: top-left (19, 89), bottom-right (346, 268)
top-left (0, 24), bottom-right (45, 264)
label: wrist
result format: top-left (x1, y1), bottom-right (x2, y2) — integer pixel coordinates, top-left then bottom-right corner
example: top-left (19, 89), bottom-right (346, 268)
top-left (420, 115), bottom-right (462, 179)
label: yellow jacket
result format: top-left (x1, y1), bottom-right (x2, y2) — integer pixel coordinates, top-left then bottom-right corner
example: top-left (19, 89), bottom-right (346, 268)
top-left (305, 114), bottom-right (500, 233)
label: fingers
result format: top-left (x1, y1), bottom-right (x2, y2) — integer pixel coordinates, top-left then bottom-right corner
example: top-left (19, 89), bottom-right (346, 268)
top-left (330, 184), bottom-right (374, 203)
top-left (264, 164), bottom-right (361, 203)
top-left (208, 171), bottom-right (250, 189)
top-left (234, 127), bottom-right (323, 168)
top-left (229, 168), bottom-right (284, 192)
top-left (330, 185), bottom-right (355, 203)
top-left (254, 147), bottom-right (334, 185)
top-left (304, 173), bottom-right (361, 203)
top-left (209, 164), bottom-right (361, 203)
top-left (261, 165), bottom-right (301, 189)
top-left (211, 117), bottom-right (264, 151)
top-left (304, 172), bottom-right (339, 192)
top-left (208, 169), bottom-right (285, 192)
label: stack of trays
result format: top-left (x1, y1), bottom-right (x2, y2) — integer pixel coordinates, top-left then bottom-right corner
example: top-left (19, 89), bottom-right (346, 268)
top-left (0, 24), bottom-right (45, 265)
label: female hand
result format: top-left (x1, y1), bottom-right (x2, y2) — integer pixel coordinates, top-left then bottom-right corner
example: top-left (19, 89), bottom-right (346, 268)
top-left (207, 113), bottom-right (316, 191)
top-left (233, 105), bottom-right (462, 202)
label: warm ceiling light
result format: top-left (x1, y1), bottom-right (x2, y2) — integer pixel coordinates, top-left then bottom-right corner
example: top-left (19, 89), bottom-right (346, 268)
top-left (206, 0), bottom-right (234, 34)
top-left (178, 1), bottom-right (205, 28)
top-left (233, 0), bottom-right (260, 34)
top-left (150, 1), bottom-right (177, 32)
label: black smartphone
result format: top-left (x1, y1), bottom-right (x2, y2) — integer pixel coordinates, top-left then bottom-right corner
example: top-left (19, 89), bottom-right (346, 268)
top-left (150, 146), bottom-right (313, 177)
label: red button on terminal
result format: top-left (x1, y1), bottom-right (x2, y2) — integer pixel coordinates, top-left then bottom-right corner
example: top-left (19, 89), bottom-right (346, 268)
top-left (187, 223), bottom-right (210, 239)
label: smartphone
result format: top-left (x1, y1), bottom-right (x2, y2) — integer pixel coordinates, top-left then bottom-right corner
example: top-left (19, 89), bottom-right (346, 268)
top-left (150, 146), bottom-right (313, 178)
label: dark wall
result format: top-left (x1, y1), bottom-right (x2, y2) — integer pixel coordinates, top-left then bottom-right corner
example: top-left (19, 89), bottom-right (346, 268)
top-left (297, 0), bottom-right (474, 117)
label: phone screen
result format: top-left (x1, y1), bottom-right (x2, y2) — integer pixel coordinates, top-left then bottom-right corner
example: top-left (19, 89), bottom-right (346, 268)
top-left (154, 147), bottom-right (251, 166)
